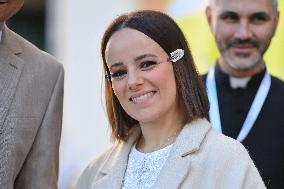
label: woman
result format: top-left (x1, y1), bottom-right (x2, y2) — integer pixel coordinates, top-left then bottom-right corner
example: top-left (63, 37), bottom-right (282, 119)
top-left (76, 10), bottom-right (265, 189)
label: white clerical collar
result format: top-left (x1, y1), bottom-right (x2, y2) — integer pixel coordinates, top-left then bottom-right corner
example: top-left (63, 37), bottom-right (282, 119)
top-left (229, 76), bottom-right (251, 89)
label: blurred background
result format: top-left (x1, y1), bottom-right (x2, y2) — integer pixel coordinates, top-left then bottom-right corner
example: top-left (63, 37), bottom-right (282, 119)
top-left (7, 0), bottom-right (284, 188)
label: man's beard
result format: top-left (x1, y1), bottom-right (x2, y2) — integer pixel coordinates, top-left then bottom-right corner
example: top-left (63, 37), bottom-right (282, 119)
top-left (220, 38), bottom-right (263, 71)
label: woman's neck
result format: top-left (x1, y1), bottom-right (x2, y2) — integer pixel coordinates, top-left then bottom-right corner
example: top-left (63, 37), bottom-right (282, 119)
top-left (137, 108), bottom-right (184, 153)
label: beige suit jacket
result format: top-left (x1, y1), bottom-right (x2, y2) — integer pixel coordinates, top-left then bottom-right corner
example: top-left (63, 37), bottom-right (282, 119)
top-left (0, 26), bottom-right (64, 189)
top-left (77, 119), bottom-right (265, 189)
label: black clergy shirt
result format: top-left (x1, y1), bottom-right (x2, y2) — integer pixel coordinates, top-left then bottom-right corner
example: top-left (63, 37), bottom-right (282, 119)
top-left (203, 64), bottom-right (284, 189)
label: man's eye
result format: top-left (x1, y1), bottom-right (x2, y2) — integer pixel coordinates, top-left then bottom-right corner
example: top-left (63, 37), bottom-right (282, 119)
top-left (111, 70), bottom-right (127, 79)
top-left (251, 16), bottom-right (268, 24)
top-left (223, 15), bottom-right (238, 21)
top-left (140, 61), bottom-right (158, 69)
top-left (220, 13), bottom-right (239, 23)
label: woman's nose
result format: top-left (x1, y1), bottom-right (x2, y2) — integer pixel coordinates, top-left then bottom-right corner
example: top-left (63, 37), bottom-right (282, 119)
top-left (127, 71), bottom-right (144, 91)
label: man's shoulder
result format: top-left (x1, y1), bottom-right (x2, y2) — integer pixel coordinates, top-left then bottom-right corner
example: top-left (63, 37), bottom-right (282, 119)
top-left (270, 74), bottom-right (284, 93)
top-left (6, 28), bottom-right (62, 70)
top-left (201, 72), bottom-right (208, 79)
top-left (271, 74), bottom-right (284, 86)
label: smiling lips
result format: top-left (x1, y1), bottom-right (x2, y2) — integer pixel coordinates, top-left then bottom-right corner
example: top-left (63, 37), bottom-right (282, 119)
top-left (232, 44), bottom-right (255, 56)
top-left (130, 91), bottom-right (156, 104)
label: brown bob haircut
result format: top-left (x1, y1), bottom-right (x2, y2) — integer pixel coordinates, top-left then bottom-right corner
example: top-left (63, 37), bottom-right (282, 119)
top-left (101, 10), bottom-right (209, 142)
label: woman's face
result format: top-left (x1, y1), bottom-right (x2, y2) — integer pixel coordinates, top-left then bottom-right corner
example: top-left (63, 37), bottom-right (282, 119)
top-left (105, 28), bottom-right (180, 125)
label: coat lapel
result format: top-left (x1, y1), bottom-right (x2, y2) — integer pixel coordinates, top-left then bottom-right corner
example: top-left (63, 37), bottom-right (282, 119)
top-left (153, 149), bottom-right (191, 189)
top-left (154, 119), bottom-right (211, 189)
top-left (0, 26), bottom-right (24, 185)
top-left (0, 25), bottom-right (24, 128)
top-left (92, 127), bottom-right (141, 189)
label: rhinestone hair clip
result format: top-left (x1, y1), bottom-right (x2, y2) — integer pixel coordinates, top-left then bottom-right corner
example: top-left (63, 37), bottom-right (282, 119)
top-left (168, 49), bottom-right (184, 63)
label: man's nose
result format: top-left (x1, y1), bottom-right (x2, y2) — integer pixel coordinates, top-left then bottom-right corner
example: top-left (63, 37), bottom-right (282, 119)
top-left (234, 20), bottom-right (253, 40)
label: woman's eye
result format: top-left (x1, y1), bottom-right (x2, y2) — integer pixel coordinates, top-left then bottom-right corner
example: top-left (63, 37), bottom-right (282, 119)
top-left (140, 61), bottom-right (158, 70)
top-left (111, 70), bottom-right (127, 79)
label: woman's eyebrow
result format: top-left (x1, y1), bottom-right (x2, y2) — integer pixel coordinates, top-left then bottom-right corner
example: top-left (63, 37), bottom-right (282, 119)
top-left (134, 53), bottom-right (157, 62)
top-left (109, 62), bottom-right (123, 70)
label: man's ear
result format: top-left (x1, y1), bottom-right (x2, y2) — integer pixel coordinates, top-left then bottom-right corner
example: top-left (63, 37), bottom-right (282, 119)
top-left (271, 10), bottom-right (280, 36)
top-left (205, 6), bottom-right (213, 33)
top-left (275, 10), bottom-right (280, 27)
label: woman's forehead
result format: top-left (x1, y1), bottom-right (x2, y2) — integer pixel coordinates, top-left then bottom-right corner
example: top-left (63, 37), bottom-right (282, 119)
top-left (105, 28), bottom-right (167, 65)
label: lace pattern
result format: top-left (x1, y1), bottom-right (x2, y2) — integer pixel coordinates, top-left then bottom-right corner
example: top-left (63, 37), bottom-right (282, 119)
top-left (122, 144), bottom-right (173, 189)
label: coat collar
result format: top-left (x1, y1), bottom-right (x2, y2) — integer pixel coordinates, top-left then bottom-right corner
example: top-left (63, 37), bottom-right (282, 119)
top-left (93, 118), bottom-right (211, 189)
top-left (1, 25), bottom-right (22, 55)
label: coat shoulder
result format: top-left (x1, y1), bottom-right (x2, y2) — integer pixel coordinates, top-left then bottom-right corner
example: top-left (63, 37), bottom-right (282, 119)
top-left (206, 130), bottom-right (248, 157)
top-left (198, 130), bottom-right (266, 188)
top-left (76, 144), bottom-right (119, 188)
top-left (8, 28), bottom-right (63, 72)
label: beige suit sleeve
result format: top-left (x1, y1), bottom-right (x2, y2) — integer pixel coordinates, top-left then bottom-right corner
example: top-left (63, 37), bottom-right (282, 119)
top-left (14, 64), bottom-right (64, 189)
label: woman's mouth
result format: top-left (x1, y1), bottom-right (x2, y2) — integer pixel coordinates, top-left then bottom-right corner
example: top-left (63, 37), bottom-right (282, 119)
top-left (130, 91), bottom-right (156, 104)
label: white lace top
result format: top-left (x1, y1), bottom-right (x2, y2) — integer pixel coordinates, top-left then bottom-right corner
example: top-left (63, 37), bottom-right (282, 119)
top-left (122, 144), bottom-right (173, 189)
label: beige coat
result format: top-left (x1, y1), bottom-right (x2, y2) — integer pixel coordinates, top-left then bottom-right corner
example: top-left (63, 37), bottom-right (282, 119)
top-left (77, 119), bottom-right (265, 189)
top-left (0, 26), bottom-right (64, 189)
